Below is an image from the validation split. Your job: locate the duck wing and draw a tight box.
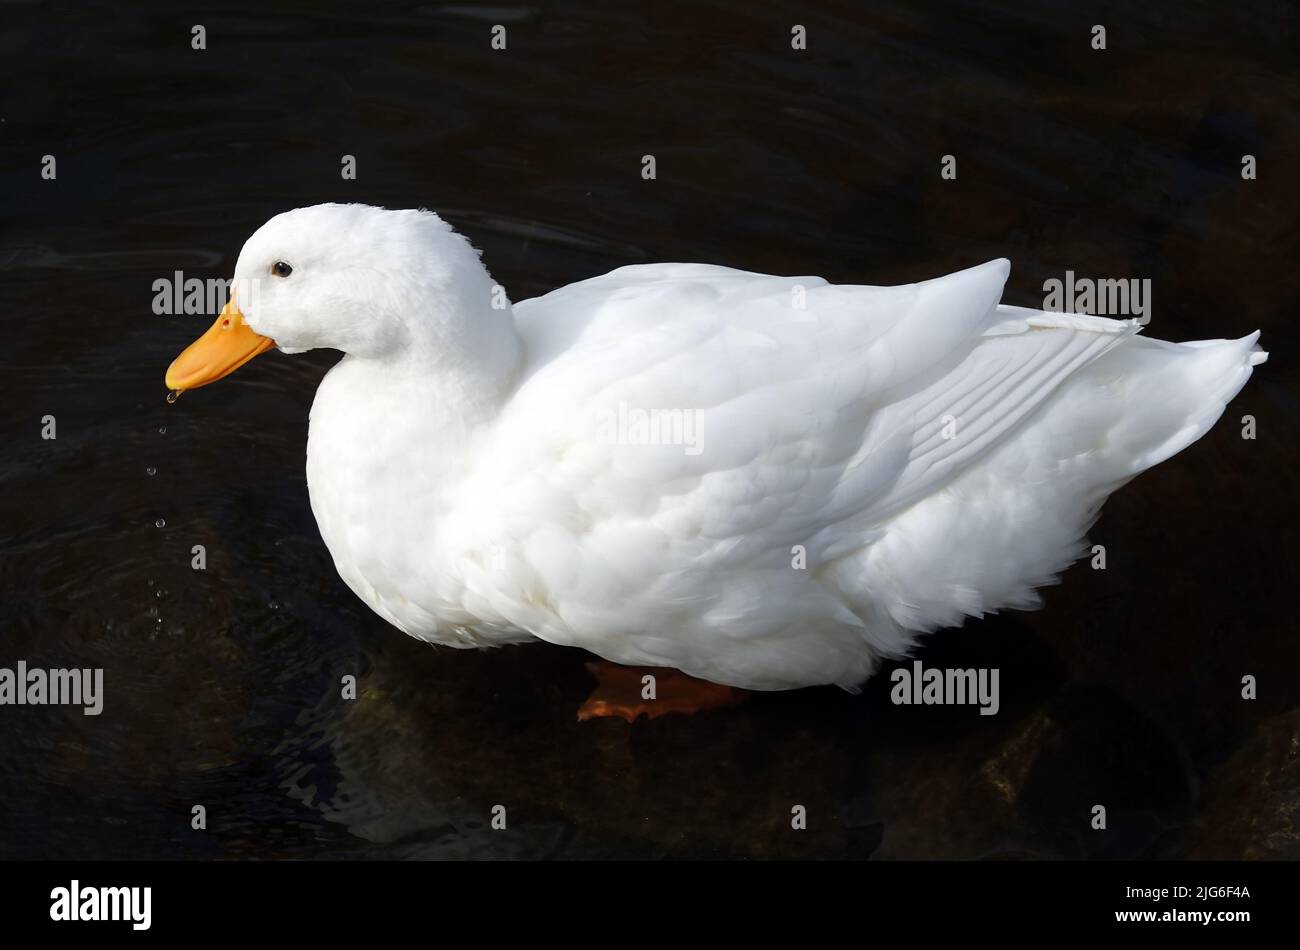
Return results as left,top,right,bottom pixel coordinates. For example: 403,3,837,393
496,259,1132,570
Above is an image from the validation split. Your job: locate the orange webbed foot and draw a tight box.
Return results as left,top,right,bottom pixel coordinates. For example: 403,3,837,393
577,662,747,722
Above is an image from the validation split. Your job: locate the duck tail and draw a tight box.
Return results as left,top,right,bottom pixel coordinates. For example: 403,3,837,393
1103,330,1265,475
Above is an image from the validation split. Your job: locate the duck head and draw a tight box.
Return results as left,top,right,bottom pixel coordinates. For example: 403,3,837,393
165,203,514,393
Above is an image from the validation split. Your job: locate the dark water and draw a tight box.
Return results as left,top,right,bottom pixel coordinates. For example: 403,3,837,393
1,0,1298,859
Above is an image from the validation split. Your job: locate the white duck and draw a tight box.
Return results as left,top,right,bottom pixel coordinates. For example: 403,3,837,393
166,203,1265,720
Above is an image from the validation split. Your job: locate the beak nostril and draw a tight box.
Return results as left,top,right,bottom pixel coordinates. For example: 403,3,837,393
222,319,231,328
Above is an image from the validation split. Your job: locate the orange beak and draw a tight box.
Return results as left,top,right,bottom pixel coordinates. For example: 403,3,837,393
164,293,275,393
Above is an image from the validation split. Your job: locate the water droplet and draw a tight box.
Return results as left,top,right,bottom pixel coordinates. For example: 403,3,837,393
166,389,182,404
146,466,157,476
268,600,280,611
155,518,166,528
155,588,167,599
158,425,167,435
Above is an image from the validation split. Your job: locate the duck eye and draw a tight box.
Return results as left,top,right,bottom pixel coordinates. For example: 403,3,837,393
271,260,293,278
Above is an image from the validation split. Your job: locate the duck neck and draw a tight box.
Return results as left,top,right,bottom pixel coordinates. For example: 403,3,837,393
312,326,516,488
383,314,522,427
364,258,524,428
